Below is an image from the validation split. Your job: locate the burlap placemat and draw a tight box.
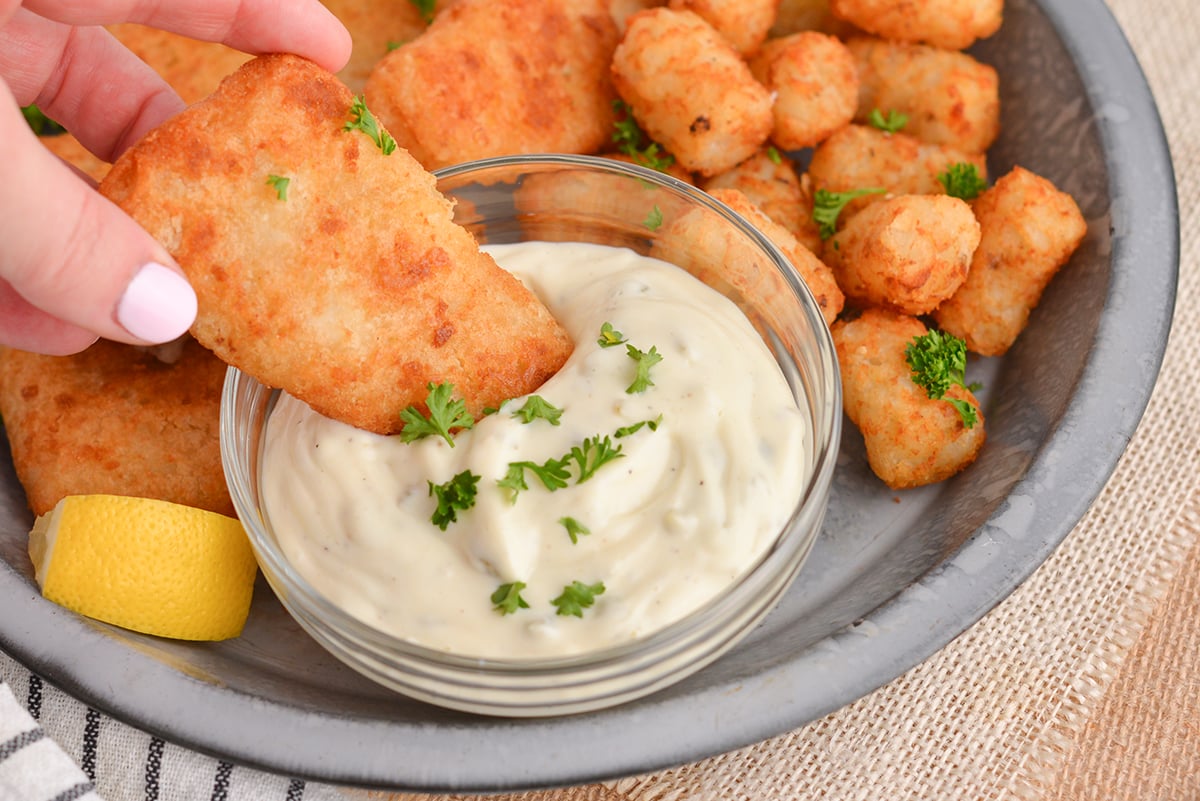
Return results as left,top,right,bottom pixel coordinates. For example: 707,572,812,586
358,0,1200,797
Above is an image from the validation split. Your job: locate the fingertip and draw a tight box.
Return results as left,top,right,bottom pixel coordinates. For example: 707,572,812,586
114,262,198,344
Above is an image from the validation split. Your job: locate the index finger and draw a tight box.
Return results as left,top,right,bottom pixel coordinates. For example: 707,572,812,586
21,0,351,73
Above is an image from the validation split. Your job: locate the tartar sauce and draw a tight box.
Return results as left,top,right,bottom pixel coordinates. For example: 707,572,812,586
260,241,810,659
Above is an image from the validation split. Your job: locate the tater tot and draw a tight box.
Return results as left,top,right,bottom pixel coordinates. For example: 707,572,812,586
364,0,620,170
707,188,844,324
829,0,1002,50
933,167,1088,356
611,8,773,177
701,148,807,240
826,194,980,316
847,36,1000,154
748,32,858,151
832,308,986,489
808,124,987,221
610,0,667,32
319,0,429,92
667,0,781,57
770,0,859,37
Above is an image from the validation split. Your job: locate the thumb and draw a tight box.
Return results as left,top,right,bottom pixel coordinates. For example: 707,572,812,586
0,88,196,355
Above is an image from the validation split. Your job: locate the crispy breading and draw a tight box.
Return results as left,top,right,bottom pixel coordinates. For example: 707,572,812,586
933,166,1087,356
748,31,859,151
107,23,252,105
828,0,1002,50
832,308,985,489
825,193,980,316
847,36,1001,154
0,339,231,517
99,54,573,435
363,0,620,170
611,7,773,177
700,148,813,246
319,0,429,92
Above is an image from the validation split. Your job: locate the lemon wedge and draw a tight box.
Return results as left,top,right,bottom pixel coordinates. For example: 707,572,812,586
29,495,258,641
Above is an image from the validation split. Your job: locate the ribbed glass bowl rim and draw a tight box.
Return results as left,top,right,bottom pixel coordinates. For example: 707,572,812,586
219,153,842,693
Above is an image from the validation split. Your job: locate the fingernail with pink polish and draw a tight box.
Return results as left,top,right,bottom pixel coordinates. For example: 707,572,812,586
116,262,198,343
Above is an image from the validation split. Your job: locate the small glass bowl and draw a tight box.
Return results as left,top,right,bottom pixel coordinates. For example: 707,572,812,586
220,154,841,717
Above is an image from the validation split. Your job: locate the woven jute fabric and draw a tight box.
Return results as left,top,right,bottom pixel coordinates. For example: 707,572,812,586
361,0,1200,798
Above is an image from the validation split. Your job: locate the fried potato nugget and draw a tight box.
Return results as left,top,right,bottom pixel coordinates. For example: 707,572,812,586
107,24,252,105
770,0,859,37
826,194,980,316
364,0,620,170
933,167,1087,356
667,0,781,57
611,8,773,177
99,54,573,435
748,31,859,151
0,339,232,517
808,124,987,222
847,36,1001,154
707,188,843,324
832,309,985,489
701,148,815,246
829,0,1002,51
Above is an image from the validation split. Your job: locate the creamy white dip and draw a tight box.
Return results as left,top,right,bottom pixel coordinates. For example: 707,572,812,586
260,241,809,659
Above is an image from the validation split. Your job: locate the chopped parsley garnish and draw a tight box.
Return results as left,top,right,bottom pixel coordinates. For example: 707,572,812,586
491,581,530,615
344,95,397,155
614,415,662,438
644,205,664,231
625,344,663,393
559,517,591,544
597,322,626,348
612,100,676,173
511,395,563,425
766,145,783,164
567,435,624,484
399,382,474,447
905,329,981,428
409,0,436,24
812,187,887,240
498,458,571,502
937,162,988,200
867,108,909,134
21,105,65,136
265,174,290,201
552,580,606,617
428,470,480,530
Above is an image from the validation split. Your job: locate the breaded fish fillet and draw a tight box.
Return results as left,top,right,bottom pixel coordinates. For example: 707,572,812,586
0,339,232,517
99,54,573,435
364,0,620,170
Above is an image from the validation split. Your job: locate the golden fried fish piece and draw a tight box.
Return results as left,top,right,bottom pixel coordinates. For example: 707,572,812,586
364,0,620,170
0,339,232,517
99,54,573,435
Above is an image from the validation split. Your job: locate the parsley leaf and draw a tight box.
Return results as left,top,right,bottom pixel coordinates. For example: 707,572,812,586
812,187,887,240
408,0,436,24
766,145,783,164
867,108,908,133
265,174,290,201
552,580,606,617
612,100,676,173
614,415,662,438
512,395,563,425
344,95,397,155
644,205,664,231
399,382,475,447
428,470,480,530
904,329,981,428
491,581,530,615
625,344,663,393
559,517,591,544
567,436,624,483
498,458,572,502
937,162,988,201
21,105,65,136
597,322,627,348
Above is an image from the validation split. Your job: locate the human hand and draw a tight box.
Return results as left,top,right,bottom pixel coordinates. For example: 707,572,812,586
0,0,351,355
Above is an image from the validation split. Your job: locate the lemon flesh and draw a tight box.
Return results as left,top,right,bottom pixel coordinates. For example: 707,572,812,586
29,495,258,641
